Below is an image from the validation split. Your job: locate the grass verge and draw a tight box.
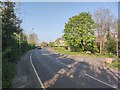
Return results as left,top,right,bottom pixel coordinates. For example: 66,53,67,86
51,47,116,58
106,60,120,70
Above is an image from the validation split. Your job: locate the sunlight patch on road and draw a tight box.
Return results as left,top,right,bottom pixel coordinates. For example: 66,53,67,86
44,68,66,88
44,61,80,88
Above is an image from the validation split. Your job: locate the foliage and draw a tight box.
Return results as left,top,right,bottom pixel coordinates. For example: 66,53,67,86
52,47,79,55
2,1,20,51
2,61,16,88
107,60,120,70
94,9,115,54
63,12,98,53
3,48,20,63
105,38,116,53
52,47,113,58
55,39,60,46
103,53,114,58
28,33,38,46
1,1,34,88
49,42,54,47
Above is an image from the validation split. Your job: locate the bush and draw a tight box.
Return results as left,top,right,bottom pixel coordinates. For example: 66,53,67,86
2,61,16,88
103,53,114,58
3,48,20,63
105,38,116,53
107,60,120,70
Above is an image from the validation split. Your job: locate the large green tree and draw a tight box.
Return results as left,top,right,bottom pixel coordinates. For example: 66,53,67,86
63,12,98,53
2,1,20,51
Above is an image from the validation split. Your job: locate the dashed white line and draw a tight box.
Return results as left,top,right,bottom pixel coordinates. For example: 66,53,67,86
85,73,119,89
30,52,45,90
45,53,71,67
57,61,71,67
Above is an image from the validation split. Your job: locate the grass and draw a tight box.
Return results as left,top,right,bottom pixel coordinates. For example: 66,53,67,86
51,47,116,58
52,47,120,71
52,47,80,55
106,60,120,70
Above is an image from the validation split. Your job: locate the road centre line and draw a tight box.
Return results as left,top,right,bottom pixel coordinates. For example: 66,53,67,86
44,53,70,67
42,50,78,68
85,73,119,89
57,60,71,67
30,52,45,89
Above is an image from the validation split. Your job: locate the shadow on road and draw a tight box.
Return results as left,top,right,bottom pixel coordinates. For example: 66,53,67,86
43,53,119,88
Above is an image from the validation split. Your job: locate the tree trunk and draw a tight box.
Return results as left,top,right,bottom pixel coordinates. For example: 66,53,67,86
100,41,102,54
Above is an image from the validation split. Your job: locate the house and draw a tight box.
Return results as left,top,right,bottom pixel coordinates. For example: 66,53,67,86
40,42,48,47
54,38,65,47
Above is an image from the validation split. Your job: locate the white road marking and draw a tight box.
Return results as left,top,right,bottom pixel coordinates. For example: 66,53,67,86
57,61,70,67
85,74,119,89
30,52,45,90
47,54,72,68
41,50,78,68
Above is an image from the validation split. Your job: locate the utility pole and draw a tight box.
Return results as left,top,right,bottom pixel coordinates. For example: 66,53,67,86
18,0,21,56
115,33,118,58
117,35,118,58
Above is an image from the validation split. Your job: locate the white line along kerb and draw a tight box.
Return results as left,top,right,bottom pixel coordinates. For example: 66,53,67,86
30,52,45,90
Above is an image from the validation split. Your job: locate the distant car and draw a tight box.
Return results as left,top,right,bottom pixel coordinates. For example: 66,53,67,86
37,46,41,49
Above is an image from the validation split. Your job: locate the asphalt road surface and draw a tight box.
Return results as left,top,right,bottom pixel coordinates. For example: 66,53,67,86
12,47,120,89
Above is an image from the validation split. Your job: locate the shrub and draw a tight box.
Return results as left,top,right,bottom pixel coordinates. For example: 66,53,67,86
3,48,20,63
2,61,16,88
103,53,114,58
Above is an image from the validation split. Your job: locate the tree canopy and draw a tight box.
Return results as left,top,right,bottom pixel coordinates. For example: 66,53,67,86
63,12,98,53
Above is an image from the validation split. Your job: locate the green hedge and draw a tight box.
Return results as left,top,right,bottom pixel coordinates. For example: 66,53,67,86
2,43,35,88
2,61,16,88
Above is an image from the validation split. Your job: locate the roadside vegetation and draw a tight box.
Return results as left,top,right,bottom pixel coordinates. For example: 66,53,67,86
1,1,36,88
106,60,120,70
51,47,116,58
49,9,119,69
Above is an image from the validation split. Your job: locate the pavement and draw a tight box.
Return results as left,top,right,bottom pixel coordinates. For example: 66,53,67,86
12,47,120,89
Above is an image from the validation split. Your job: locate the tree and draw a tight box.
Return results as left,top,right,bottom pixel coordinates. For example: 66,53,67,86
1,1,33,88
28,33,38,46
2,1,21,51
63,12,98,53
119,19,120,50
49,41,54,47
94,9,114,54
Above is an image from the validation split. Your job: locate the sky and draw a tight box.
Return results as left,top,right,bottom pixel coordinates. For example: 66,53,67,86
10,0,120,2
18,2,118,43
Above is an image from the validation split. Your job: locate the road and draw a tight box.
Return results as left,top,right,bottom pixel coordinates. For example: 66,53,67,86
12,47,120,89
